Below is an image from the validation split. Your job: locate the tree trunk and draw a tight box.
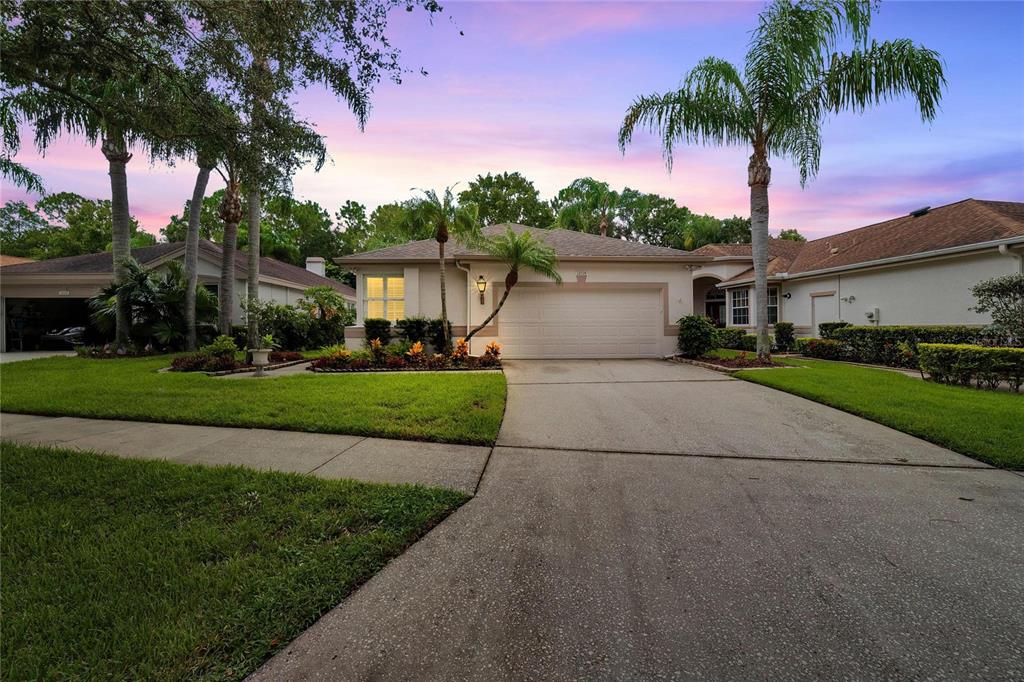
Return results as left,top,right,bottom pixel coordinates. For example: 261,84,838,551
219,221,239,335
438,240,451,352
246,187,261,354
184,164,211,350
102,131,133,347
217,179,244,335
464,285,512,342
599,214,608,237
748,151,772,359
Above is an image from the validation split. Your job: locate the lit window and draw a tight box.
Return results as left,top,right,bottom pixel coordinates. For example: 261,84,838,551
768,287,779,325
731,289,749,325
365,275,404,321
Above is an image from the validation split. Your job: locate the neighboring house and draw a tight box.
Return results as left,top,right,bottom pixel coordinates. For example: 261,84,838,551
337,199,1023,359
693,199,1024,336
0,240,354,352
338,225,704,358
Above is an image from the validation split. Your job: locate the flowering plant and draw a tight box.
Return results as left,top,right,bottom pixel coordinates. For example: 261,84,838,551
451,338,469,362
369,337,387,364
406,340,425,364
484,341,502,359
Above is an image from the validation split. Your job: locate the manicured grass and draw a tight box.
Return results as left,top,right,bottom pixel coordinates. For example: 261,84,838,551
0,441,468,680
0,355,505,445
734,357,1024,469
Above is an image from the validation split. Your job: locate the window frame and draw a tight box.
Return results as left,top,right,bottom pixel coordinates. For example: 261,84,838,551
363,274,405,322
768,287,779,325
731,288,750,326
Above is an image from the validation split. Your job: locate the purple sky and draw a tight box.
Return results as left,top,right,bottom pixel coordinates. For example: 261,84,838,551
3,1,1023,241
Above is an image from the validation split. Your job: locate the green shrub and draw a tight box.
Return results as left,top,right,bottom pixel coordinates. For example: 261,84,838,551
427,318,452,353
714,328,746,350
830,325,1001,368
918,343,1024,392
363,318,392,344
200,335,238,358
970,273,1024,343
739,334,759,352
818,321,851,339
395,317,430,344
800,338,845,360
774,322,795,351
676,315,717,358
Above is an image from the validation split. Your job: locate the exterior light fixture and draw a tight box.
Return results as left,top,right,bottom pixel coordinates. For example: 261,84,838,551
476,275,487,304
782,292,792,299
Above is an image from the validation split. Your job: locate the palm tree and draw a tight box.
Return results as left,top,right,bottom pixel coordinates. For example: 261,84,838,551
217,171,244,335
555,177,620,237
463,228,562,343
410,187,480,352
618,0,944,357
184,155,215,350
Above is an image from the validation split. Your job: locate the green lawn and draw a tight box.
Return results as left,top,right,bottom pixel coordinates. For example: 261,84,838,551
0,355,505,445
734,356,1023,469
0,441,468,680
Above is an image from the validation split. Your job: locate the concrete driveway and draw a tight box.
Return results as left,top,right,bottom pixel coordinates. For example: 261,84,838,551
253,360,1024,680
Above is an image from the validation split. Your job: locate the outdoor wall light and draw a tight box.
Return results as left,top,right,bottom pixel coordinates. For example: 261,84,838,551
782,292,792,299
476,275,487,304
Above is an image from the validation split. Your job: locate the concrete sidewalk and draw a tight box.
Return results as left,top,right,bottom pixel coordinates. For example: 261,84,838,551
0,413,490,494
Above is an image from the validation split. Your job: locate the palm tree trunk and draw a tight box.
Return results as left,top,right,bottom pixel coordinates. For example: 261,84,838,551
219,220,239,335
184,164,211,350
438,241,451,352
464,285,512,342
246,187,261,353
102,131,133,347
599,214,608,237
748,151,771,359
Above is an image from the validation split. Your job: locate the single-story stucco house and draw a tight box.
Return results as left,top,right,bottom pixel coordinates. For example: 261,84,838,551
0,239,354,351
338,198,1023,359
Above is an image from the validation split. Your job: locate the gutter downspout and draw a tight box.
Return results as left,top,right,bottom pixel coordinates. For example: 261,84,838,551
998,244,1024,273
455,260,472,341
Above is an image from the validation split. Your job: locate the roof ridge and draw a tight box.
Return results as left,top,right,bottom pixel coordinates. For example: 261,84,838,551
969,199,1023,233
802,197,980,245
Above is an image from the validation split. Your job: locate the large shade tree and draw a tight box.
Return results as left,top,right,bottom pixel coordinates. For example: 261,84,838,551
618,0,944,357
458,172,554,227
554,178,621,237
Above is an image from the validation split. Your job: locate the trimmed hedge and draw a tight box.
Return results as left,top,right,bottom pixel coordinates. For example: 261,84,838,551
797,337,845,360
818,321,851,339
774,322,795,352
363,318,392,343
918,343,1024,392
830,325,1003,368
714,328,745,350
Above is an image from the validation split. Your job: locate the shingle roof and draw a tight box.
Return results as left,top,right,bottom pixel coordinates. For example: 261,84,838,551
337,224,698,263
716,199,1024,285
0,240,355,296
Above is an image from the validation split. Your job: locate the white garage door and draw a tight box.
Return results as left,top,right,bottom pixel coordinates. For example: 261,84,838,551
496,287,664,358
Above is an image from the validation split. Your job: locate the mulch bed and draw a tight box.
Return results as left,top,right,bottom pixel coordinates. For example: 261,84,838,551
670,355,786,373
307,364,501,374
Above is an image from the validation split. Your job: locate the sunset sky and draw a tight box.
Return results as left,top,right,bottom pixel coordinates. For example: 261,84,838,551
3,1,1023,241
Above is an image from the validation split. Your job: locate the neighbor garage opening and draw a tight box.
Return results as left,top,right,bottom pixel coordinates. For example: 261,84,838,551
4,298,94,351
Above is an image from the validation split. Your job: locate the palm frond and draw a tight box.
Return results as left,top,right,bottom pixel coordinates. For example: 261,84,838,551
477,228,562,284
618,74,752,170
817,39,946,122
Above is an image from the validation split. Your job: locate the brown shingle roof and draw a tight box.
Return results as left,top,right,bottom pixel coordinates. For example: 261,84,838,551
337,224,699,263
720,199,1024,285
0,240,355,296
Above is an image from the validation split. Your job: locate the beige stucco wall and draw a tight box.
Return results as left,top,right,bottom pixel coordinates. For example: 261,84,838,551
721,247,1023,337
347,260,695,355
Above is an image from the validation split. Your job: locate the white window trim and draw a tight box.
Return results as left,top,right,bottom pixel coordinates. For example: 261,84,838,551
731,288,749,326
364,273,405,322
768,287,779,325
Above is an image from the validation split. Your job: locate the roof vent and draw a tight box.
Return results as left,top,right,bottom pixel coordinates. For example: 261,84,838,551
830,247,840,255
909,206,931,217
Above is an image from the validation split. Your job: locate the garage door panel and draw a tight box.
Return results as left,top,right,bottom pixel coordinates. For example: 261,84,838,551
497,288,664,359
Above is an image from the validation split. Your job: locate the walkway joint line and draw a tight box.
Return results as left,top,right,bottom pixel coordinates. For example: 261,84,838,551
306,437,369,476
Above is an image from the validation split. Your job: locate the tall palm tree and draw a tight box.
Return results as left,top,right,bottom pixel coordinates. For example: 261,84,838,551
463,228,562,343
184,155,215,350
555,177,620,237
410,187,480,352
217,171,244,335
618,0,944,357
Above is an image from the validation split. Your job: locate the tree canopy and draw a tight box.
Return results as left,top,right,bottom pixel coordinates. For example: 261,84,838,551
458,172,553,227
